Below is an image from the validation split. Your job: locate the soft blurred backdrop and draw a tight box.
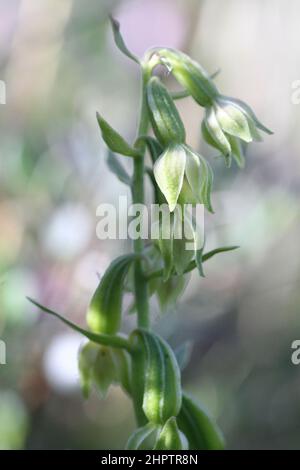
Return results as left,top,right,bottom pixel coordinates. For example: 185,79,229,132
1,0,300,450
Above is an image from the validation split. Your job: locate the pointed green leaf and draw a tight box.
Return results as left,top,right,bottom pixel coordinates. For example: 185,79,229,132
195,246,205,277
177,393,225,450
26,297,130,351
96,112,140,157
107,150,131,185
202,245,239,263
109,16,140,64
154,144,186,212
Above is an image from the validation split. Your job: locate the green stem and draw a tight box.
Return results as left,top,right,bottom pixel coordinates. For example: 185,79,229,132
130,67,152,428
132,68,151,330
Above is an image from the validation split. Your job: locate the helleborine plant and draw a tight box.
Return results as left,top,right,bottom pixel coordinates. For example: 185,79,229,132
28,17,272,450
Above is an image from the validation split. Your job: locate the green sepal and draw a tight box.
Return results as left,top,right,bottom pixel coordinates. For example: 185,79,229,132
157,211,174,281
214,102,252,143
227,135,245,169
177,393,225,450
173,211,195,275
184,145,214,213
78,342,132,398
147,76,186,146
153,143,186,212
202,108,231,167
154,417,188,450
130,329,182,425
219,94,273,135
87,254,138,334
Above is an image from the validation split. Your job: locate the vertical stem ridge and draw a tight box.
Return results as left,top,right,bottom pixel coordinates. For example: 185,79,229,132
132,69,150,330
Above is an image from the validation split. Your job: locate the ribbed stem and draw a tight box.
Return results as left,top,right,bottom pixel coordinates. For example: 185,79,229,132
132,69,150,330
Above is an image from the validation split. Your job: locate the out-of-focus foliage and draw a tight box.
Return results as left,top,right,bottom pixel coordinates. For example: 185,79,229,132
1,0,300,449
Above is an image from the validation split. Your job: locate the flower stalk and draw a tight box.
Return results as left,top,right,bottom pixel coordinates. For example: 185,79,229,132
28,17,272,450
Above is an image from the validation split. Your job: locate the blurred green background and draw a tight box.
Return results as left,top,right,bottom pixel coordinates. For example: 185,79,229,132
1,0,300,450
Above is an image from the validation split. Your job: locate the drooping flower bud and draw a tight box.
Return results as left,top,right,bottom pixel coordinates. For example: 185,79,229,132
153,143,213,212
202,95,273,167
78,342,132,398
87,253,137,334
130,329,182,425
155,48,219,107
146,76,186,146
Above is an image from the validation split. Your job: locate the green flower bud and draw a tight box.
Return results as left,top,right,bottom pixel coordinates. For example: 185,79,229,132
130,329,182,425
87,254,137,334
78,342,132,398
156,48,219,107
155,274,189,313
154,417,188,450
153,143,186,212
153,143,213,212
202,95,272,168
147,76,186,146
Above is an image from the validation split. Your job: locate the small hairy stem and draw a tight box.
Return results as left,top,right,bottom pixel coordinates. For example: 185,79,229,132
132,68,151,330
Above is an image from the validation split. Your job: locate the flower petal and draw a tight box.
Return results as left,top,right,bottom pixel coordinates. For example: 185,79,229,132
203,108,232,166
219,95,273,135
153,144,186,212
214,102,252,143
